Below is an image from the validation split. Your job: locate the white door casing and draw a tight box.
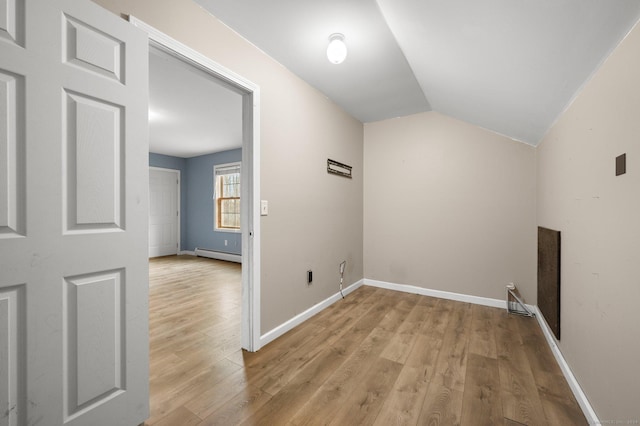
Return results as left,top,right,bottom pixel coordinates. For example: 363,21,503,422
132,18,262,352
0,1,149,425
149,167,179,257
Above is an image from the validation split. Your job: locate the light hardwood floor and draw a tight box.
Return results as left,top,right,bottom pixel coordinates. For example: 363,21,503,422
148,255,587,425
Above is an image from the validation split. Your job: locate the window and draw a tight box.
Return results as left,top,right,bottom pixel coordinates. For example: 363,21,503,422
214,162,241,231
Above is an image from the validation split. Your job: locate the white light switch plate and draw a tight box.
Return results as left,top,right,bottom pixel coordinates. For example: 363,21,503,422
261,200,268,216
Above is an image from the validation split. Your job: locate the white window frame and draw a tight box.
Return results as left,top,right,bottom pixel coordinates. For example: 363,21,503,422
214,161,242,233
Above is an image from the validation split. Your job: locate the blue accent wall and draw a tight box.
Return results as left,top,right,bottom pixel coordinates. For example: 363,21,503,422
149,149,242,254
186,148,242,254
149,153,188,250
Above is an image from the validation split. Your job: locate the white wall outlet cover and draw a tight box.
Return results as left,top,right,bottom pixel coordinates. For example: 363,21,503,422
261,200,268,216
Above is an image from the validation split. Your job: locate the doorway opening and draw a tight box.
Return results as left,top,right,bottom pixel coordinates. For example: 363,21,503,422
134,17,261,352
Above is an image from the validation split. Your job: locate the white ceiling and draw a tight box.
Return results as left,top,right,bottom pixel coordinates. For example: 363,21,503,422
149,48,242,158
194,0,640,145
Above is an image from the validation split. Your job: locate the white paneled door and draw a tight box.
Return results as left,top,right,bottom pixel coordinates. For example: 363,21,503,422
149,168,179,257
0,1,149,425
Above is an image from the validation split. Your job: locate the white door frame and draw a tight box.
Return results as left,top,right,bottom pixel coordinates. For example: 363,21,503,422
131,18,262,352
149,166,180,257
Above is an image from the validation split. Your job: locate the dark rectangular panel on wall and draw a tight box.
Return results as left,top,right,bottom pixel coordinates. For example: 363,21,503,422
538,227,561,340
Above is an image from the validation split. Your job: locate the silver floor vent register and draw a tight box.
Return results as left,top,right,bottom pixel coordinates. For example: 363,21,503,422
506,283,534,317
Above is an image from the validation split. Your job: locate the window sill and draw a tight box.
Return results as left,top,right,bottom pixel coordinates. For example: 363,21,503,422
214,228,241,234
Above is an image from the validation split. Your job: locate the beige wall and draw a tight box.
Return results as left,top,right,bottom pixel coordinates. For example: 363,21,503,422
88,1,639,420
537,21,640,421
92,0,364,333
364,112,536,302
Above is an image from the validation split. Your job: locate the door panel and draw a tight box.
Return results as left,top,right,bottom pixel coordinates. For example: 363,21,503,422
64,269,125,415
0,1,149,425
64,91,124,231
0,0,24,47
0,284,25,426
0,69,25,238
64,14,124,82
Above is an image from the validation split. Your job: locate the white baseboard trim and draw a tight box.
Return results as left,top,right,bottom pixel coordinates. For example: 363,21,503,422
532,306,599,425
363,278,510,309
194,248,241,263
179,250,195,256
260,279,364,348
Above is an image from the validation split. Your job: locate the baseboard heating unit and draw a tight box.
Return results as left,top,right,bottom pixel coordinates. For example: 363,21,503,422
194,248,242,264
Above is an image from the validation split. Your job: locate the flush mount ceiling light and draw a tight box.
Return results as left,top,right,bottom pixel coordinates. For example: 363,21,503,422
327,33,347,64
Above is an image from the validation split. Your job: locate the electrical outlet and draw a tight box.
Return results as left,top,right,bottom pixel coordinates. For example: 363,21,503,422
307,270,312,284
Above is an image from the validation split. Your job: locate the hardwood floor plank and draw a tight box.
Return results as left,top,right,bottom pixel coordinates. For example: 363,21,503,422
376,293,419,333
415,301,472,425
460,353,503,425
418,297,455,337
372,364,432,426
148,256,242,424
379,300,429,364
196,385,272,426
172,332,240,369
184,367,254,419
250,290,401,396
148,256,588,426
538,392,589,426
152,406,202,426
515,315,587,425
495,313,548,426
431,301,472,393
328,357,403,426
149,352,183,380
406,299,453,370
239,287,381,376
310,285,378,329
242,322,326,369
149,355,233,400
372,300,451,426
288,327,395,425
416,294,439,308
469,304,499,359
503,418,528,426
238,345,349,425
416,379,465,426
148,358,242,424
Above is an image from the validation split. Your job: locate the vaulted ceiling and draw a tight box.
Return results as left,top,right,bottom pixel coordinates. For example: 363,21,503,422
195,0,640,145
